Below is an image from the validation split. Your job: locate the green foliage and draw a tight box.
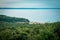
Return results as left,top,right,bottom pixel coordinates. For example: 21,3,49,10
0,15,60,40
0,15,30,22
0,22,60,40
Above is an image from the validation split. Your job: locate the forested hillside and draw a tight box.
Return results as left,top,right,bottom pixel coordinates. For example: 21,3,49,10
0,15,29,23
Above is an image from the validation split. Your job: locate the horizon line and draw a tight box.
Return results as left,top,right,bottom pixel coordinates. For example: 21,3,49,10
0,8,60,10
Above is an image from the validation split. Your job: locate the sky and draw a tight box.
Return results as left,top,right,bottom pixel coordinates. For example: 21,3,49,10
0,0,60,23
0,0,60,8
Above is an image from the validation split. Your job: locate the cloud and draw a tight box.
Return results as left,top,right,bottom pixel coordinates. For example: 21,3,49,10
0,0,24,3
0,0,60,8
0,3,50,8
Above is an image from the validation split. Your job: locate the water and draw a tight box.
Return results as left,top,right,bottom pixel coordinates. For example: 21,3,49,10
0,9,60,23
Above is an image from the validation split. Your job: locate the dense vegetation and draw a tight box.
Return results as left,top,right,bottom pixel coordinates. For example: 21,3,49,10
0,15,29,22
0,15,60,40
0,22,60,40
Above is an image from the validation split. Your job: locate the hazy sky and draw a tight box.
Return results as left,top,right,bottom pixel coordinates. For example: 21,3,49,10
0,0,60,8
0,0,60,23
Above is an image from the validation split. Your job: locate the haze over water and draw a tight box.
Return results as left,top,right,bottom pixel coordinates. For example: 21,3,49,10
0,9,60,23
0,0,60,23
